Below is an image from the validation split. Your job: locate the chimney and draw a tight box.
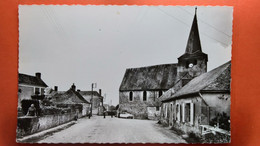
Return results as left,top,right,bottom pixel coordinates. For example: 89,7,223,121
35,72,41,79
54,86,58,91
71,83,76,91
99,89,102,96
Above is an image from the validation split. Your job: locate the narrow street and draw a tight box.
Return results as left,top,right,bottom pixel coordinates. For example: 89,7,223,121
37,116,186,143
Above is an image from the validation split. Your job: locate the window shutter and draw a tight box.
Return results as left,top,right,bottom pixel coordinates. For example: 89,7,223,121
180,104,182,122
178,104,180,121
165,104,168,118
190,103,194,125
182,103,185,123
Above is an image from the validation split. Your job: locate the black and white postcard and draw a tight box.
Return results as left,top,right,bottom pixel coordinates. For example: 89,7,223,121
17,5,233,143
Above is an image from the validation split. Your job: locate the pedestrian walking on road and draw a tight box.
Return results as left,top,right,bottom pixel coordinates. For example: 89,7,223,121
103,111,106,118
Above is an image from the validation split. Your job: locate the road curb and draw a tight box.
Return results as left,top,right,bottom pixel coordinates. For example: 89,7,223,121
17,120,76,143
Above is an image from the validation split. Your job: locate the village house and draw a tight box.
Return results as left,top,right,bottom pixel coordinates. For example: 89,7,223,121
18,72,48,116
160,61,231,137
50,84,91,117
119,8,208,120
79,89,104,115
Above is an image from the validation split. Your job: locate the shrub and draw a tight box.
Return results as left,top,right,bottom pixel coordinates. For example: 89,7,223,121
202,132,230,143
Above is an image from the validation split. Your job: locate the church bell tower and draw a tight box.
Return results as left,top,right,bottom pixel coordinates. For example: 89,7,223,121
176,7,208,88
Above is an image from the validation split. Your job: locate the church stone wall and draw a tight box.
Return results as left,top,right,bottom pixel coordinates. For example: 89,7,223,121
119,90,163,119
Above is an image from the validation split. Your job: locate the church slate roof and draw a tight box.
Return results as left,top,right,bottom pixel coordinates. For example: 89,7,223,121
19,73,48,87
162,61,231,102
119,64,178,91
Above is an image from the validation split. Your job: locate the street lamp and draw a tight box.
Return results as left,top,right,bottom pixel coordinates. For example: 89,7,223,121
90,83,97,117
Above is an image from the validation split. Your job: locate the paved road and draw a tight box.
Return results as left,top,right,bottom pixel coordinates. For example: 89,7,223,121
38,116,186,143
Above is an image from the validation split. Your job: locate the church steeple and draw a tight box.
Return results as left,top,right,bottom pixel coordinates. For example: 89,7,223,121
178,7,208,61
176,7,208,90
185,7,202,54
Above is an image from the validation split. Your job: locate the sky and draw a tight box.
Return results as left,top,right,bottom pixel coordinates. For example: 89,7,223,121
19,5,233,105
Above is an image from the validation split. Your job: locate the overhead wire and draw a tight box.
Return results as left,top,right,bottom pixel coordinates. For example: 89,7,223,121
156,7,230,46
177,6,232,37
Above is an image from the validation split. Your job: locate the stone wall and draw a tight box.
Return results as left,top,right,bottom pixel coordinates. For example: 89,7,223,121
119,90,163,119
147,106,160,120
17,104,84,137
16,113,77,137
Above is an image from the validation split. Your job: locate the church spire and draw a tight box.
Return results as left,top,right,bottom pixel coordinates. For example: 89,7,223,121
185,7,202,54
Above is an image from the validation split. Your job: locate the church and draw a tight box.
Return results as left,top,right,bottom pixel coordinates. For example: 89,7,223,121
119,8,208,120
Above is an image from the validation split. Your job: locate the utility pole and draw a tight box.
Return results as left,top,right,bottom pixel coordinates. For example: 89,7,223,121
90,83,96,117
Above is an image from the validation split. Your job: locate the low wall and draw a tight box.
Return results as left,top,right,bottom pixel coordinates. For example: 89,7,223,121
17,113,76,137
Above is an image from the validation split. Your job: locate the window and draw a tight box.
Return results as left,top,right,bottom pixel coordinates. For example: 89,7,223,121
159,90,163,97
185,103,191,122
35,87,40,95
143,91,147,101
41,88,45,95
156,106,160,111
129,91,133,101
180,102,195,125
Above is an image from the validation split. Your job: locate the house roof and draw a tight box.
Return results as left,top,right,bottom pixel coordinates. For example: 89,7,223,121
19,73,48,87
119,64,178,91
51,89,90,104
162,61,231,102
78,91,103,103
79,91,101,97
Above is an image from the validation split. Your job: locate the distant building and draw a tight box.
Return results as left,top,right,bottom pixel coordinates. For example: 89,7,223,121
79,89,104,115
119,8,208,120
160,61,231,136
45,86,65,100
50,84,91,117
18,72,48,108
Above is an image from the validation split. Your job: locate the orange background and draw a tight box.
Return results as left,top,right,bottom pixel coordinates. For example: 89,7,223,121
0,0,260,146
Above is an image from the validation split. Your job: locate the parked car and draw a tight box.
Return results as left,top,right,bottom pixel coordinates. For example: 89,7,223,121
119,112,133,119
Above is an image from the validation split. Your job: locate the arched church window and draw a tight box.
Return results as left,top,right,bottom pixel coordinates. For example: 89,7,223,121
143,91,147,101
129,91,133,101
159,90,163,97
